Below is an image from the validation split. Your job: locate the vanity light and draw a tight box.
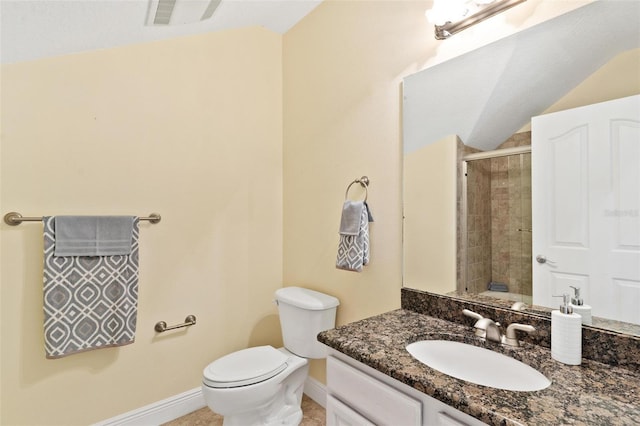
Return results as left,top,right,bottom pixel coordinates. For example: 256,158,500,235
427,0,527,40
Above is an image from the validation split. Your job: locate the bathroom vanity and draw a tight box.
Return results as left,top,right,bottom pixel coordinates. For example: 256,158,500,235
326,350,485,426
318,294,640,425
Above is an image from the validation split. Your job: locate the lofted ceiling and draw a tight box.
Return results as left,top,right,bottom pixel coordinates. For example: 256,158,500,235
2,1,639,154
403,0,640,152
0,0,323,64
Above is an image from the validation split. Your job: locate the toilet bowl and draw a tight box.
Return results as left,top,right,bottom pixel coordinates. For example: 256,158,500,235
203,346,308,426
201,287,339,425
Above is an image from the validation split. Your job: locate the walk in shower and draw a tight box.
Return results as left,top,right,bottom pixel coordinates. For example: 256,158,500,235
461,145,532,303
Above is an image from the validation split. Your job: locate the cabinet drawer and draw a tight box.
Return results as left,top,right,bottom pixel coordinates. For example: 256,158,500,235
327,356,422,426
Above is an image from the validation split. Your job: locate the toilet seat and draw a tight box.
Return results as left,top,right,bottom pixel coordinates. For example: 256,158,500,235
203,345,289,388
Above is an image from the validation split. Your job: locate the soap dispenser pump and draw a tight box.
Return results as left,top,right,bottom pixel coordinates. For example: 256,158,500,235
551,294,582,365
569,286,592,325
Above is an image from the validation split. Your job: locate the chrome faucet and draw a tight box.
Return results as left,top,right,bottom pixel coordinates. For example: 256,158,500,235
463,309,535,347
462,309,502,343
502,323,536,347
477,318,503,343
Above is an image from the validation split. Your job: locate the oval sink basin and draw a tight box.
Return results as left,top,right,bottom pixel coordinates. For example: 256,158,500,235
406,340,551,392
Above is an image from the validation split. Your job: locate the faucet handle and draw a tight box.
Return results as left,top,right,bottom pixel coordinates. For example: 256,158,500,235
462,309,483,321
463,309,491,339
511,301,527,311
502,323,536,347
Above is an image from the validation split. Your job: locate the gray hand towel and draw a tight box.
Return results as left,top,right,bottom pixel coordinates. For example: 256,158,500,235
339,201,365,235
336,201,371,272
54,216,135,256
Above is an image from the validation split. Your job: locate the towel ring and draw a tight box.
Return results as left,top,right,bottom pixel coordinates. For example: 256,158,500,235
345,176,369,202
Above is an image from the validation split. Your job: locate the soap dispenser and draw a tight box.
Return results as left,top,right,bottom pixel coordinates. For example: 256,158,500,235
569,286,592,325
551,294,582,365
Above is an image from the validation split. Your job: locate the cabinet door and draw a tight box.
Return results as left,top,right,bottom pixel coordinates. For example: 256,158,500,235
436,411,473,426
327,356,422,426
326,395,376,426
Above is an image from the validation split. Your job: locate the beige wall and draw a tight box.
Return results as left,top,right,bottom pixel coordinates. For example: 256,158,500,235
281,0,433,382
2,1,637,425
403,136,457,294
519,48,640,132
545,48,640,113
0,27,283,425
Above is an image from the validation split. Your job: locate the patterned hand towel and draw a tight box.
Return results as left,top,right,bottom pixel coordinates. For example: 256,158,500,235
43,216,139,359
336,201,371,272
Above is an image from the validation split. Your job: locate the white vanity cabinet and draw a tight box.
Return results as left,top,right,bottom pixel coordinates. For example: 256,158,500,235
326,350,486,426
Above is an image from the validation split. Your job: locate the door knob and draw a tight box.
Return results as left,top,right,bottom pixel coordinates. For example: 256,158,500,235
536,255,555,264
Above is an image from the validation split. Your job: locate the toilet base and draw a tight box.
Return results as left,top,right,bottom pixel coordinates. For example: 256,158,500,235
221,377,305,426
203,348,309,426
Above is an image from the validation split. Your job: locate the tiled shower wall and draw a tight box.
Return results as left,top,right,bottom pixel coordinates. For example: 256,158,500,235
466,156,492,293
490,151,532,295
493,132,532,295
460,132,532,295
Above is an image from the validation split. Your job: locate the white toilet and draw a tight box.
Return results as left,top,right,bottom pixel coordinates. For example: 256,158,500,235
201,286,340,426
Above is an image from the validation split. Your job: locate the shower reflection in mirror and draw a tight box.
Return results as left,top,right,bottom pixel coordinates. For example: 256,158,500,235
461,144,532,305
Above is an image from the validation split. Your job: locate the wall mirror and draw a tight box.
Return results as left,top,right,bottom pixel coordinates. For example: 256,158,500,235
402,1,640,337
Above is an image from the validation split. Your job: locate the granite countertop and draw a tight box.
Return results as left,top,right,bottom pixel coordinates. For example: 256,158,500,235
318,309,640,426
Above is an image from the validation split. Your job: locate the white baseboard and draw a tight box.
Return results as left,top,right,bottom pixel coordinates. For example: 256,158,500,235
94,377,326,426
303,376,327,408
93,387,205,426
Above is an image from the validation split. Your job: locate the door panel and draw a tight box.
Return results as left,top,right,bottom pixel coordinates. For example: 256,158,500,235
550,125,589,248
532,95,640,323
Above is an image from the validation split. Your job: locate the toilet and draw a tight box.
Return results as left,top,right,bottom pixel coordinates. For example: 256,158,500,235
201,286,340,426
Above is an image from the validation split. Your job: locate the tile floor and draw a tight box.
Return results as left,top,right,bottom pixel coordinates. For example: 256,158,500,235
162,395,325,425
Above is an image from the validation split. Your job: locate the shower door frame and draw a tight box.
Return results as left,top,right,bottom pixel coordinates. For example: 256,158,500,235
461,145,532,294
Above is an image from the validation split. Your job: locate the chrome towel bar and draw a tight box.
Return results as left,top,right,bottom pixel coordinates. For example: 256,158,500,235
4,211,161,226
155,315,196,333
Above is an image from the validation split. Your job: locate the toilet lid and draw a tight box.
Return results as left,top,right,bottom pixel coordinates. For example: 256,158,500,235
203,346,288,388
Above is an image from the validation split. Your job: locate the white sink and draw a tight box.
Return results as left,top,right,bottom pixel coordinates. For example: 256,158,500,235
406,340,551,392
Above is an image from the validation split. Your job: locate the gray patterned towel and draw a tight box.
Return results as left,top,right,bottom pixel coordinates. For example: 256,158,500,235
336,201,371,272
43,216,139,359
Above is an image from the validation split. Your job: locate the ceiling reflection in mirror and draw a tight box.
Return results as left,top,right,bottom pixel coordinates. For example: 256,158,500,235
402,1,640,337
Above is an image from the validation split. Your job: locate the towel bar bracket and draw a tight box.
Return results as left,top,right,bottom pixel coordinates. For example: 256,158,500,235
4,212,34,226
154,315,196,333
146,213,162,224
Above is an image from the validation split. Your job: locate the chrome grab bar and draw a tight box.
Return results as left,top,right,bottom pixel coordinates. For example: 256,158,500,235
155,315,196,333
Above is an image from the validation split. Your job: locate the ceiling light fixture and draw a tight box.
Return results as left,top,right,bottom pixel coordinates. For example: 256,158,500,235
428,0,527,40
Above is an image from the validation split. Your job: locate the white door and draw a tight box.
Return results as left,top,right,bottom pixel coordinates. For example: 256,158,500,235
532,95,640,324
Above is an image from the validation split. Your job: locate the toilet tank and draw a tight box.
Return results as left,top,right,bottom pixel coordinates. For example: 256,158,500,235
274,287,340,359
